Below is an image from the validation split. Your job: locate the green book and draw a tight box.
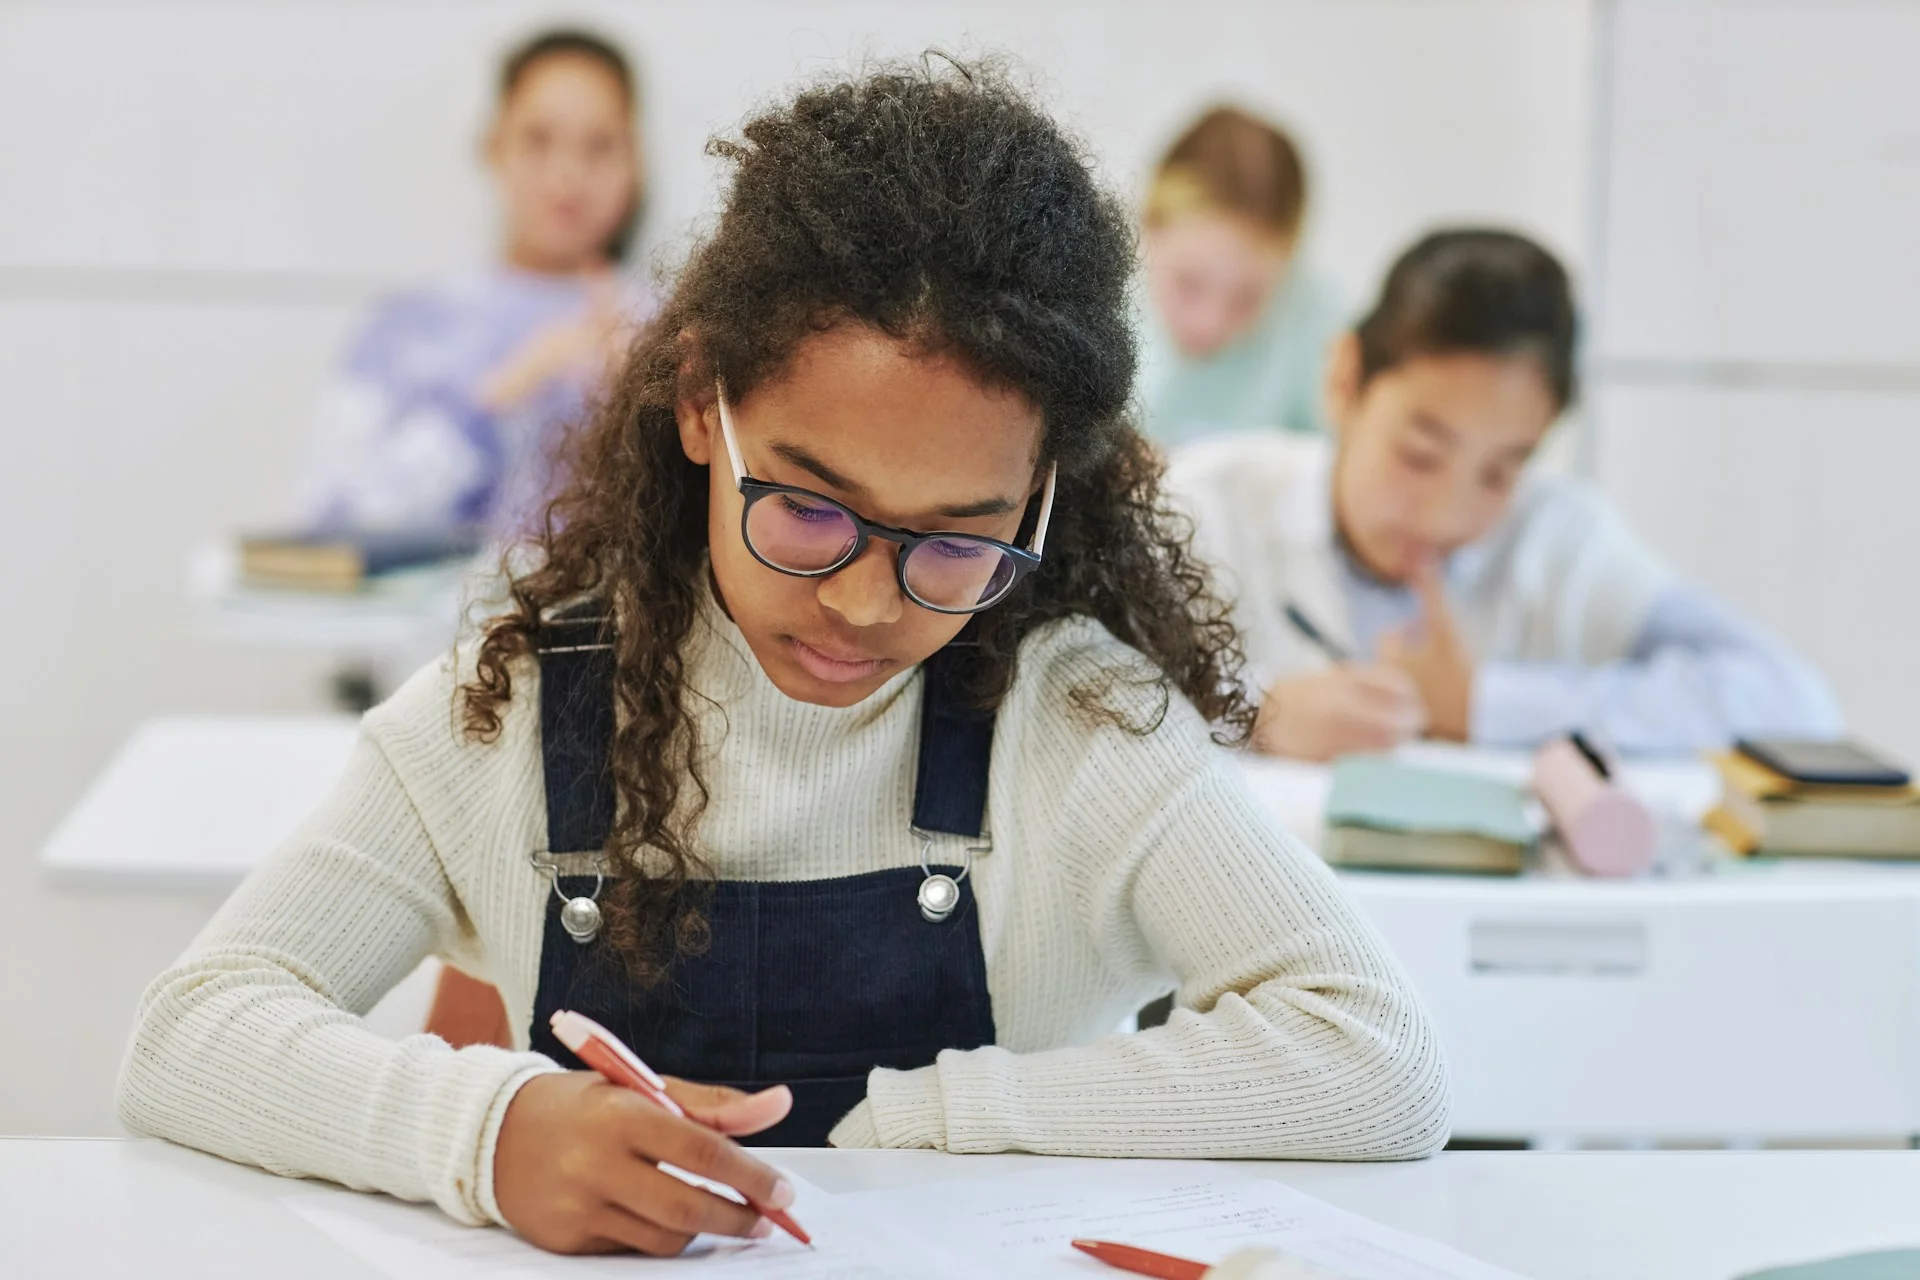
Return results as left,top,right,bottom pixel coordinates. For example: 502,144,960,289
1322,756,1535,875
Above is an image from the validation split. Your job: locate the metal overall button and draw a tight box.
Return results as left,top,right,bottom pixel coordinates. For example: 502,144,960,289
912,829,989,924
530,850,606,944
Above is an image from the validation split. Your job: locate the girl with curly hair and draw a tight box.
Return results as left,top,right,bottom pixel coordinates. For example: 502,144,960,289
120,58,1448,1257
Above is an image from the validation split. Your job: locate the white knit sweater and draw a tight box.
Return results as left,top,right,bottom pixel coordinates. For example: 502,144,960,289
118,592,1450,1228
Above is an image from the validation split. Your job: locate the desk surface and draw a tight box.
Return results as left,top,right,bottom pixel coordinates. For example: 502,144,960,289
187,540,471,655
5,1139,1919,1279
39,725,1920,1139
41,717,1920,902
39,715,360,888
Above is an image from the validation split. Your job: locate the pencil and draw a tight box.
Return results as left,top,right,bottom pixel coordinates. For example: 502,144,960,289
1282,601,1352,664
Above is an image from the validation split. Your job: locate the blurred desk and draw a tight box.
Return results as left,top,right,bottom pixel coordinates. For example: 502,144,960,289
188,539,474,657
37,714,440,1037
188,539,478,707
41,718,1920,1142
8,1140,1920,1280
1238,740,1723,850
40,715,359,890
1241,744,1920,1142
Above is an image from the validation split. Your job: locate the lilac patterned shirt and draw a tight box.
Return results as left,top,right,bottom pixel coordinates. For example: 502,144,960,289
302,266,654,537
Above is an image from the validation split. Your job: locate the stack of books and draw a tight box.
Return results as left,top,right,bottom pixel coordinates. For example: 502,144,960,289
1321,756,1534,875
1708,744,1920,860
237,528,484,593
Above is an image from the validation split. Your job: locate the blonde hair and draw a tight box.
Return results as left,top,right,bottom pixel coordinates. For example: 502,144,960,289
1145,105,1307,244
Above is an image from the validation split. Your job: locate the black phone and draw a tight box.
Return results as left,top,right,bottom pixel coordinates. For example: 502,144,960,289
1735,738,1911,788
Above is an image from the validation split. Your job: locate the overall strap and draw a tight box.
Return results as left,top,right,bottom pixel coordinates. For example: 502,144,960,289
537,611,996,852
912,646,995,840
538,603,617,856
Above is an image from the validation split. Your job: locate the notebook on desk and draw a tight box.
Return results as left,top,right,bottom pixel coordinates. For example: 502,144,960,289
1322,755,1534,875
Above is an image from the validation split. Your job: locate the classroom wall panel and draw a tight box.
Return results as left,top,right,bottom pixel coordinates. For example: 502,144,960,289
1591,0,1917,765
0,0,1593,302
1597,0,1920,370
0,298,350,792
1593,383,1920,765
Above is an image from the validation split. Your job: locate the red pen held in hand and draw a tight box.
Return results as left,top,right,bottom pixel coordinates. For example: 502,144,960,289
548,1010,811,1246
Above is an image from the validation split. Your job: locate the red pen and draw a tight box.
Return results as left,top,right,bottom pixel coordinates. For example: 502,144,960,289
1072,1238,1211,1280
548,1010,811,1246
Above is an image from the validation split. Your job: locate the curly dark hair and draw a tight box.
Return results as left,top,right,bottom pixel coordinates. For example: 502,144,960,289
463,55,1255,983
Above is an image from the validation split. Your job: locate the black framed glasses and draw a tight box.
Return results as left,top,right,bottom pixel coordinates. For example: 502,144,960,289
716,384,1058,615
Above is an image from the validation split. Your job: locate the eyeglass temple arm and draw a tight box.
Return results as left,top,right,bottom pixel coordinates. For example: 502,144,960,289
714,381,748,484
1031,463,1059,556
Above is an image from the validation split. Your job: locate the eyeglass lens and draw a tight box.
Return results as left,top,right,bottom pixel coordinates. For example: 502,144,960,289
744,490,1018,611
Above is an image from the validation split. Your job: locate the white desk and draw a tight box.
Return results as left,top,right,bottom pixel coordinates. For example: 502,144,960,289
34,714,441,1039
1237,746,1920,1142
39,715,360,890
1236,740,1727,851
187,540,472,658
5,1139,1919,1279
39,721,1920,1141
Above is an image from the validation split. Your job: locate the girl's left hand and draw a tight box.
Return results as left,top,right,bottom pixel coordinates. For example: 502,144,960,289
1378,558,1476,742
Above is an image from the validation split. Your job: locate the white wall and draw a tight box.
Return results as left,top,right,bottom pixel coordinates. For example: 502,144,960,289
1589,0,1920,763
0,1,1592,294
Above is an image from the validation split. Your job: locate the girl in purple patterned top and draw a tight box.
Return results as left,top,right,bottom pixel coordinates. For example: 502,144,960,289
303,29,654,538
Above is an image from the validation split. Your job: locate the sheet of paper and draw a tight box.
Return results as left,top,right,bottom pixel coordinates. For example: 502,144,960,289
282,1172,937,1279
285,1163,1520,1278
836,1164,1526,1280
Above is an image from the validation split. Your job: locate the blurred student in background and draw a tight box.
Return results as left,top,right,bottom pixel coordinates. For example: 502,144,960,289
1138,105,1347,446
301,28,653,540
1168,229,1841,761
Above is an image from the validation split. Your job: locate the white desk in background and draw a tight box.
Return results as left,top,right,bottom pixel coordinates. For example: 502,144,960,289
37,722,1920,1142
187,539,484,708
1237,745,1920,1144
39,715,361,890
35,715,438,1037
6,1139,1920,1280
186,539,474,659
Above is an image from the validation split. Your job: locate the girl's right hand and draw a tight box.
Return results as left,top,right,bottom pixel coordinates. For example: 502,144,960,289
492,1071,795,1255
1253,665,1426,762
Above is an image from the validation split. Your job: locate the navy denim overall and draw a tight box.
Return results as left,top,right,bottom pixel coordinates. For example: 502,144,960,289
526,607,997,1146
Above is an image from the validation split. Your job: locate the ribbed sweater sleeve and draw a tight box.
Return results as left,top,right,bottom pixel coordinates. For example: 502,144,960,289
116,725,558,1226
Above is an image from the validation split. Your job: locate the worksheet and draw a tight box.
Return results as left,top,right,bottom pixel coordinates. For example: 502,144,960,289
283,1173,933,1279
840,1164,1525,1280
284,1164,1522,1278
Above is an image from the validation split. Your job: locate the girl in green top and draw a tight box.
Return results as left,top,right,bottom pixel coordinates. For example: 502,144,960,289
1138,105,1347,445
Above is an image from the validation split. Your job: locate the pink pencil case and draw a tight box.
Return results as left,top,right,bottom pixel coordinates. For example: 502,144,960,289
1532,736,1657,876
